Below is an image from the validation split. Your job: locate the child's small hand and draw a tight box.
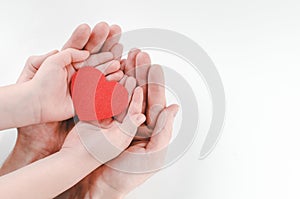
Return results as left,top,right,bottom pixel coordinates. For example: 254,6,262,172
31,48,90,123
60,87,146,166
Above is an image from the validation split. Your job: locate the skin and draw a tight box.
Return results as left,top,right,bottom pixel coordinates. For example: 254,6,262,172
0,80,41,130
0,46,146,198
105,59,178,199
0,48,89,131
0,23,123,175
57,51,179,199
0,23,179,198
0,76,144,199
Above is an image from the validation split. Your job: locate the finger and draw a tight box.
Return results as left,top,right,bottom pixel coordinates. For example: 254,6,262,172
115,77,137,122
101,25,122,52
84,22,110,53
17,50,58,83
147,64,166,128
110,112,145,150
124,77,137,104
135,52,151,113
127,87,143,115
122,87,143,127
46,48,89,68
119,74,128,85
146,104,179,152
118,113,146,140
27,50,58,71
106,70,124,81
113,75,128,123
110,43,123,61
135,125,153,140
119,87,145,135
108,25,122,38
62,23,91,50
73,52,113,69
120,59,126,71
131,140,148,148
124,48,140,77
95,60,120,75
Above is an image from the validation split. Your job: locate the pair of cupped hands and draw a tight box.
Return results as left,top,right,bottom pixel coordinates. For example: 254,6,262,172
0,22,179,198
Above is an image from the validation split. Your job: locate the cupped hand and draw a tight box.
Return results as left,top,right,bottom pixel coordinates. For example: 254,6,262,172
0,22,123,176
62,51,179,199
87,103,179,198
61,86,146,159
31,48,89,123
89,52,179,197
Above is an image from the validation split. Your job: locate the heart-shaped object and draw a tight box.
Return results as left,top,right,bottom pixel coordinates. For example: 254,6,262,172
71,67,128,121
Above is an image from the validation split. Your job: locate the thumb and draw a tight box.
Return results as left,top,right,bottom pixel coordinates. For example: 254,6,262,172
131,113,146,127
119,113,146,138
146,104,179,152
26,50,59,70
45,48,90,68
17,50,59,83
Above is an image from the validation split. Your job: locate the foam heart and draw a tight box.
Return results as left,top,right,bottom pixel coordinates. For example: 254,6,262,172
71,67,128,121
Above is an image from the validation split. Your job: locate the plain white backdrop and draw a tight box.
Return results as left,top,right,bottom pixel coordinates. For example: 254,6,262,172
1,0,300,198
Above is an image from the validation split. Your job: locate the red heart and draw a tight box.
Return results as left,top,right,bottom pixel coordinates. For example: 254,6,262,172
71,67,128,121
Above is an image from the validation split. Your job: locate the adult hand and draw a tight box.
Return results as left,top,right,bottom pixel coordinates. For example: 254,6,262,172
88,52,179,198
59,51,179,199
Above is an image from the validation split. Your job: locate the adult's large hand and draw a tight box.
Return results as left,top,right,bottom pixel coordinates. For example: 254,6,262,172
89,52,179,198
58,51,179,199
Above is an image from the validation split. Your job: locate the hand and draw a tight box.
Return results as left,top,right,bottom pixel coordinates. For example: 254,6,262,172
1,86,145,199
31,48,89,123
61,87,146,161
62,51,179,199
89,52,179,197
87,104,179,198
0,22,123,175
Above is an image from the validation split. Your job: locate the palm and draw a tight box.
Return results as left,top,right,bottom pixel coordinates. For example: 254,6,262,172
34,64,74,122
57,84,146,199
62,138,153,199
81,100,178,198
90,143,153,195
79,51,179,198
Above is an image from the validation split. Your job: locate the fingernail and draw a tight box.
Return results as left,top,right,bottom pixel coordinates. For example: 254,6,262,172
137,114,146,123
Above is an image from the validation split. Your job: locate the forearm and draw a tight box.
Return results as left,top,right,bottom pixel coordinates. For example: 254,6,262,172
0,81,39,130
0,144,100,199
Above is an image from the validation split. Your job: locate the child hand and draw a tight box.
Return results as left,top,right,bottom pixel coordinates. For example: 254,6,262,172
31,48,89,123
61,87,146,165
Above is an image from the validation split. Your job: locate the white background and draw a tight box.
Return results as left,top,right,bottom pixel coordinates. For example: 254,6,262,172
1,0,300,198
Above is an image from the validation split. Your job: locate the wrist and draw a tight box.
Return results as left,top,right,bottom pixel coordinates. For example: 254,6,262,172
0,81,41,129
27,79,42,124
12,80,41,125
60,129,101,170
